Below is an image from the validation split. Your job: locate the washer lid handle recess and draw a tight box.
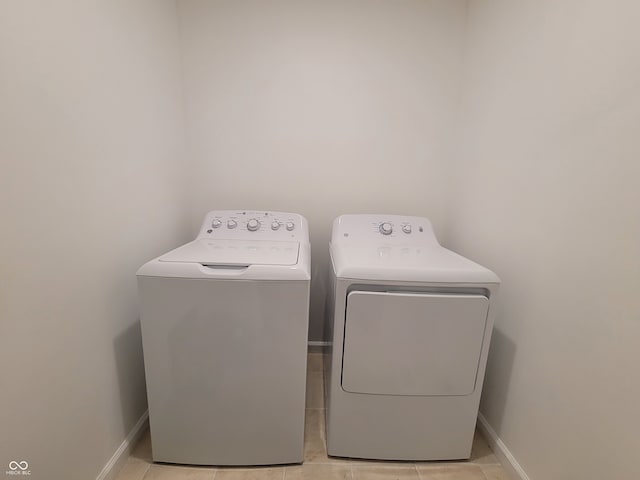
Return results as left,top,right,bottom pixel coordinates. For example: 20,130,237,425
158,239,300,266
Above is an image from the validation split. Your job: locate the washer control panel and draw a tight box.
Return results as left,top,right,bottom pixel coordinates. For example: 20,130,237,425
331,214,439,246
197,210,309,241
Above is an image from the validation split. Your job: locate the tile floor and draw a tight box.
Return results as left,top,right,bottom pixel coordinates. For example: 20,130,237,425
115,353,510,480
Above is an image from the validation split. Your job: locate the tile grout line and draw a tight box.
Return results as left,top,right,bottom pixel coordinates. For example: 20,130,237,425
140,462,150,480
415,463,423,480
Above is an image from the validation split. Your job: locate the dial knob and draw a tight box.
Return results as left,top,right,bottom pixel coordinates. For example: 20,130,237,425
286,221,295,231
211,219,222,229
379,222,393,235
247,218,260,231
227,219,237,229
271,221,281,230
402,224,412,234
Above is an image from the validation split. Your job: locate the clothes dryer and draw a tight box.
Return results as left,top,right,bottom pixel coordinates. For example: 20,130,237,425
325,214,499,460
137,210,310,465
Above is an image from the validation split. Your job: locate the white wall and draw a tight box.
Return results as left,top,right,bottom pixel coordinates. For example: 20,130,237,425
0,2,189,479
177,0,467,340
447,1,640,479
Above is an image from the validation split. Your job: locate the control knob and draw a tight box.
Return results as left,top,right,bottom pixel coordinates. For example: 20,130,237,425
271,221,281,231
286,221,295,231
211,219,222,229
227,219,237,229
247,219,260,231
379,222,393,235
402,224,412,234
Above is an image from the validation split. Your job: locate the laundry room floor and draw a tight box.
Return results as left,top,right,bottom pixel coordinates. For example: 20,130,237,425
115,352,510,480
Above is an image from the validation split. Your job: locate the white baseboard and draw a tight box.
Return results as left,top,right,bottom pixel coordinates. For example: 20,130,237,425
96,410,149,480
477,413,529,480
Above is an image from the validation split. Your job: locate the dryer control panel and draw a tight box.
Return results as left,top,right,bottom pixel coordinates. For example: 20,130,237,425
331,214,439,246
197,210,309,242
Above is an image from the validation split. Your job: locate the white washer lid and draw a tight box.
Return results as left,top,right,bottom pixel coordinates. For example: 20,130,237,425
159,239,300,266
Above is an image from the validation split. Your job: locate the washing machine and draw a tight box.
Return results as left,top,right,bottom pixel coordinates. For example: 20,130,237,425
324,214,500,461
137,210,310,465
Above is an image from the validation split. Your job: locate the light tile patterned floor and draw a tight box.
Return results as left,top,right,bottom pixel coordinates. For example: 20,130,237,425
115,353,510,480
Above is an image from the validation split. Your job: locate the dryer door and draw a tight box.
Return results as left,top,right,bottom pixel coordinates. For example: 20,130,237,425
341,291,489,396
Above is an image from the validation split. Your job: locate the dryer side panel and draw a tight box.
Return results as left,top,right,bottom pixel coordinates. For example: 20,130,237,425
342,291,489,396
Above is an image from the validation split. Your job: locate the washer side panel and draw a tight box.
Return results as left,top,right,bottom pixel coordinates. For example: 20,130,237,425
138,276,309,465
